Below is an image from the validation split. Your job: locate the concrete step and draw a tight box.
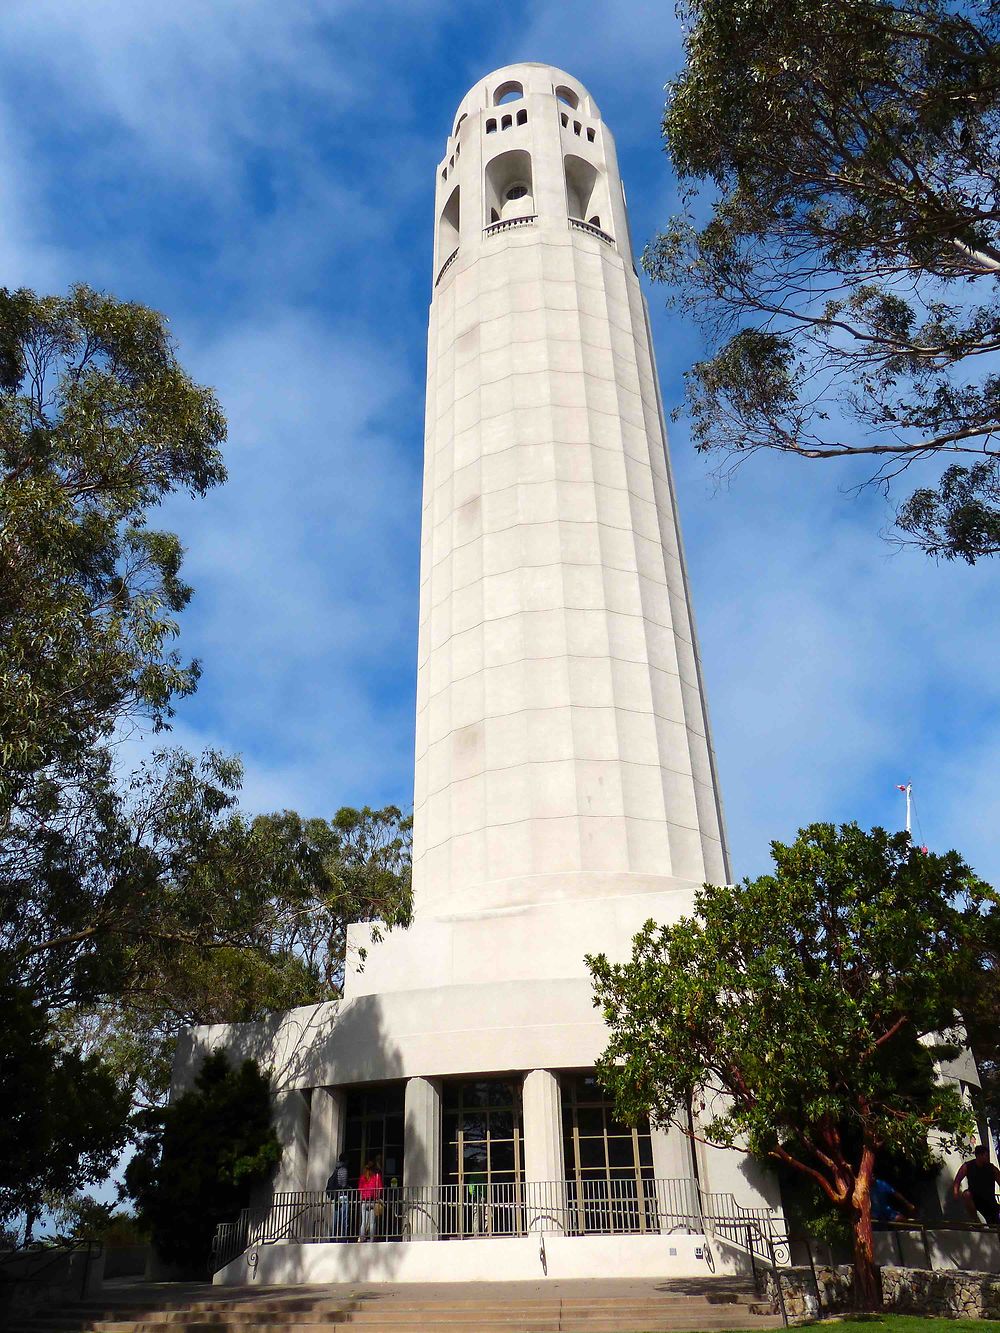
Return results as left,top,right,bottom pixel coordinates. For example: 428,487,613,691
78,1302,767,1329
73,1323,780,1333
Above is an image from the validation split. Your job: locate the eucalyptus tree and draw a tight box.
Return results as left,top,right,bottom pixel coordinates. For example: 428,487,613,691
650,0,1000,559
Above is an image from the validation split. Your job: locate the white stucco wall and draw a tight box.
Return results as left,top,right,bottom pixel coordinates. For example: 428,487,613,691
412,61,729,946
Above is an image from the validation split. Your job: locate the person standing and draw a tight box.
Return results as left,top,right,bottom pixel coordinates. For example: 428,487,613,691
953,1145,1000,1225
325,1153,351,1240
357,1158,383,1242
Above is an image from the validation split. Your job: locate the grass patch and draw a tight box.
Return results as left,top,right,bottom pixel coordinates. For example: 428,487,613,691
764,1320,1000,1333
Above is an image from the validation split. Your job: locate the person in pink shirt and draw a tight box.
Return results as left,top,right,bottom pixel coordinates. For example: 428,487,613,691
357,1158,383,1242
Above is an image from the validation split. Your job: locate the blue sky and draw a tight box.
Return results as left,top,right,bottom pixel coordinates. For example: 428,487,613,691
4,0,997,885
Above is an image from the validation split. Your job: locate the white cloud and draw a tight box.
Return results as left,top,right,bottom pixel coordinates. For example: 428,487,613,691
4,0,998,893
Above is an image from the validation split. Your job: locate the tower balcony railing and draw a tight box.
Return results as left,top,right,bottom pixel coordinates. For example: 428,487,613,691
483,214,537,237
212,1176,704,1271
569,216,616,246
435,247,459,286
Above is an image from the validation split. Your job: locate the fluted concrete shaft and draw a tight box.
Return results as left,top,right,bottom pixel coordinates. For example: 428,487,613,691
414,63,730,920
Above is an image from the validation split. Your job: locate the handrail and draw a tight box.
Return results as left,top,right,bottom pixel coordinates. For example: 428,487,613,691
698,1187,791,1327
435,247,459,286
569,217,615,245
0,1238,102,1301
212,1177,701,1272
483,215,537,237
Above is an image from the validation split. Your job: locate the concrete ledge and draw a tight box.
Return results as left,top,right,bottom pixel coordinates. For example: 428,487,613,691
215,1233,735,1287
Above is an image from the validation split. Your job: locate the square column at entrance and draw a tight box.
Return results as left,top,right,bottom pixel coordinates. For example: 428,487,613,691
305,1087,346,1193
522,1069,566,1232
651,1123,700,1227
272,1089,309,1193
404,1076,442,1238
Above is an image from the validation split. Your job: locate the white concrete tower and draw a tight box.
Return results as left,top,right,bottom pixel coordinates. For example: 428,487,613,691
411,63,729,955
184,69,781,1291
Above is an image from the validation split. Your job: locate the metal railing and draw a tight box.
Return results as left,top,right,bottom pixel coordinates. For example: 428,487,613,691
569,217,615,245
698,1187,792,1325
435,247,459,286
212,1176,702,1271
483,215,537,236
0,1238,102,1302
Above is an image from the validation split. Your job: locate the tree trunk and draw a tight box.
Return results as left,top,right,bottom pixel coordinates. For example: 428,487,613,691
851,1154,882,1311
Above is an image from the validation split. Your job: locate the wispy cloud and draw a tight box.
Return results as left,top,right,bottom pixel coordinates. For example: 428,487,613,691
1,0,996,887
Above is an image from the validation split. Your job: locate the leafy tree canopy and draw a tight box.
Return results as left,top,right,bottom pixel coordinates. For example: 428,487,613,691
125,1050,281,1273
0,283,226,823
588,823,997,1307
0,968,130,1231
0,285,412,1220
649,0,1000,559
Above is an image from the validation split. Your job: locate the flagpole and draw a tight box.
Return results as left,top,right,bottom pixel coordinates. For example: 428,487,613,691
896,782,912,835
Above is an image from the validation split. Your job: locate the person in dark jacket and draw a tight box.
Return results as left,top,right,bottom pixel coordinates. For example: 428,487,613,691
953,1145,1000,1225
325,1153,351,1239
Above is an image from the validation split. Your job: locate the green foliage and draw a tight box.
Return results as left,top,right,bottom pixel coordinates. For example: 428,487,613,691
0,284,413,1220
649,0,1000,559
46,1193,149,1246
0,284,226,820
126,1050,280,1272
0,970,130,1226
589,823,994,1304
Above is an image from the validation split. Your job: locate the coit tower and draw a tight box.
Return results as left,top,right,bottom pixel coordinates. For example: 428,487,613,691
191,69,778,1293
409,63,729,943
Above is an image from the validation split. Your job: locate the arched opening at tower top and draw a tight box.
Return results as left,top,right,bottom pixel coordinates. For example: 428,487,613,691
485,149,534,224
493,80,523,105
555,85,579,110
438,184,460,261
564,154,611,233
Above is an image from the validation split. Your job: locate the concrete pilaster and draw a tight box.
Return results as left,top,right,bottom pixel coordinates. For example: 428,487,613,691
404,1076,442,1238
305,1087,346,1193
651,1123,700,1226
271,1088,310,1194
522,1069,565,1231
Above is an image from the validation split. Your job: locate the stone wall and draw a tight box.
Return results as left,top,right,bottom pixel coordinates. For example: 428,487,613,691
760,1264,1000,1322
882,1267,1000,1319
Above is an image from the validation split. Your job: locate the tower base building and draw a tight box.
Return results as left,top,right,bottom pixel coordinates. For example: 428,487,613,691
173,63,983,1287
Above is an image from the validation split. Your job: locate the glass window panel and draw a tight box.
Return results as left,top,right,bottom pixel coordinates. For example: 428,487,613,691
489,1081,515,1107
490,1141,515,1172
490,1110,514,1138
461,1114,489,1142
385,1086,405,1114
462,1144,488,1172
578,1137,606,1169
365,1088,386,1114
466,1082,491,1107
386,1114,404,1142
638,1135,653,1168
607,1136,636,1168
575,1106,605,1136
345,1120,363,1150
605,1111,634,1136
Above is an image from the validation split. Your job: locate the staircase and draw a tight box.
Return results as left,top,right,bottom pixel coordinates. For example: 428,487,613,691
7,1278,783,1333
